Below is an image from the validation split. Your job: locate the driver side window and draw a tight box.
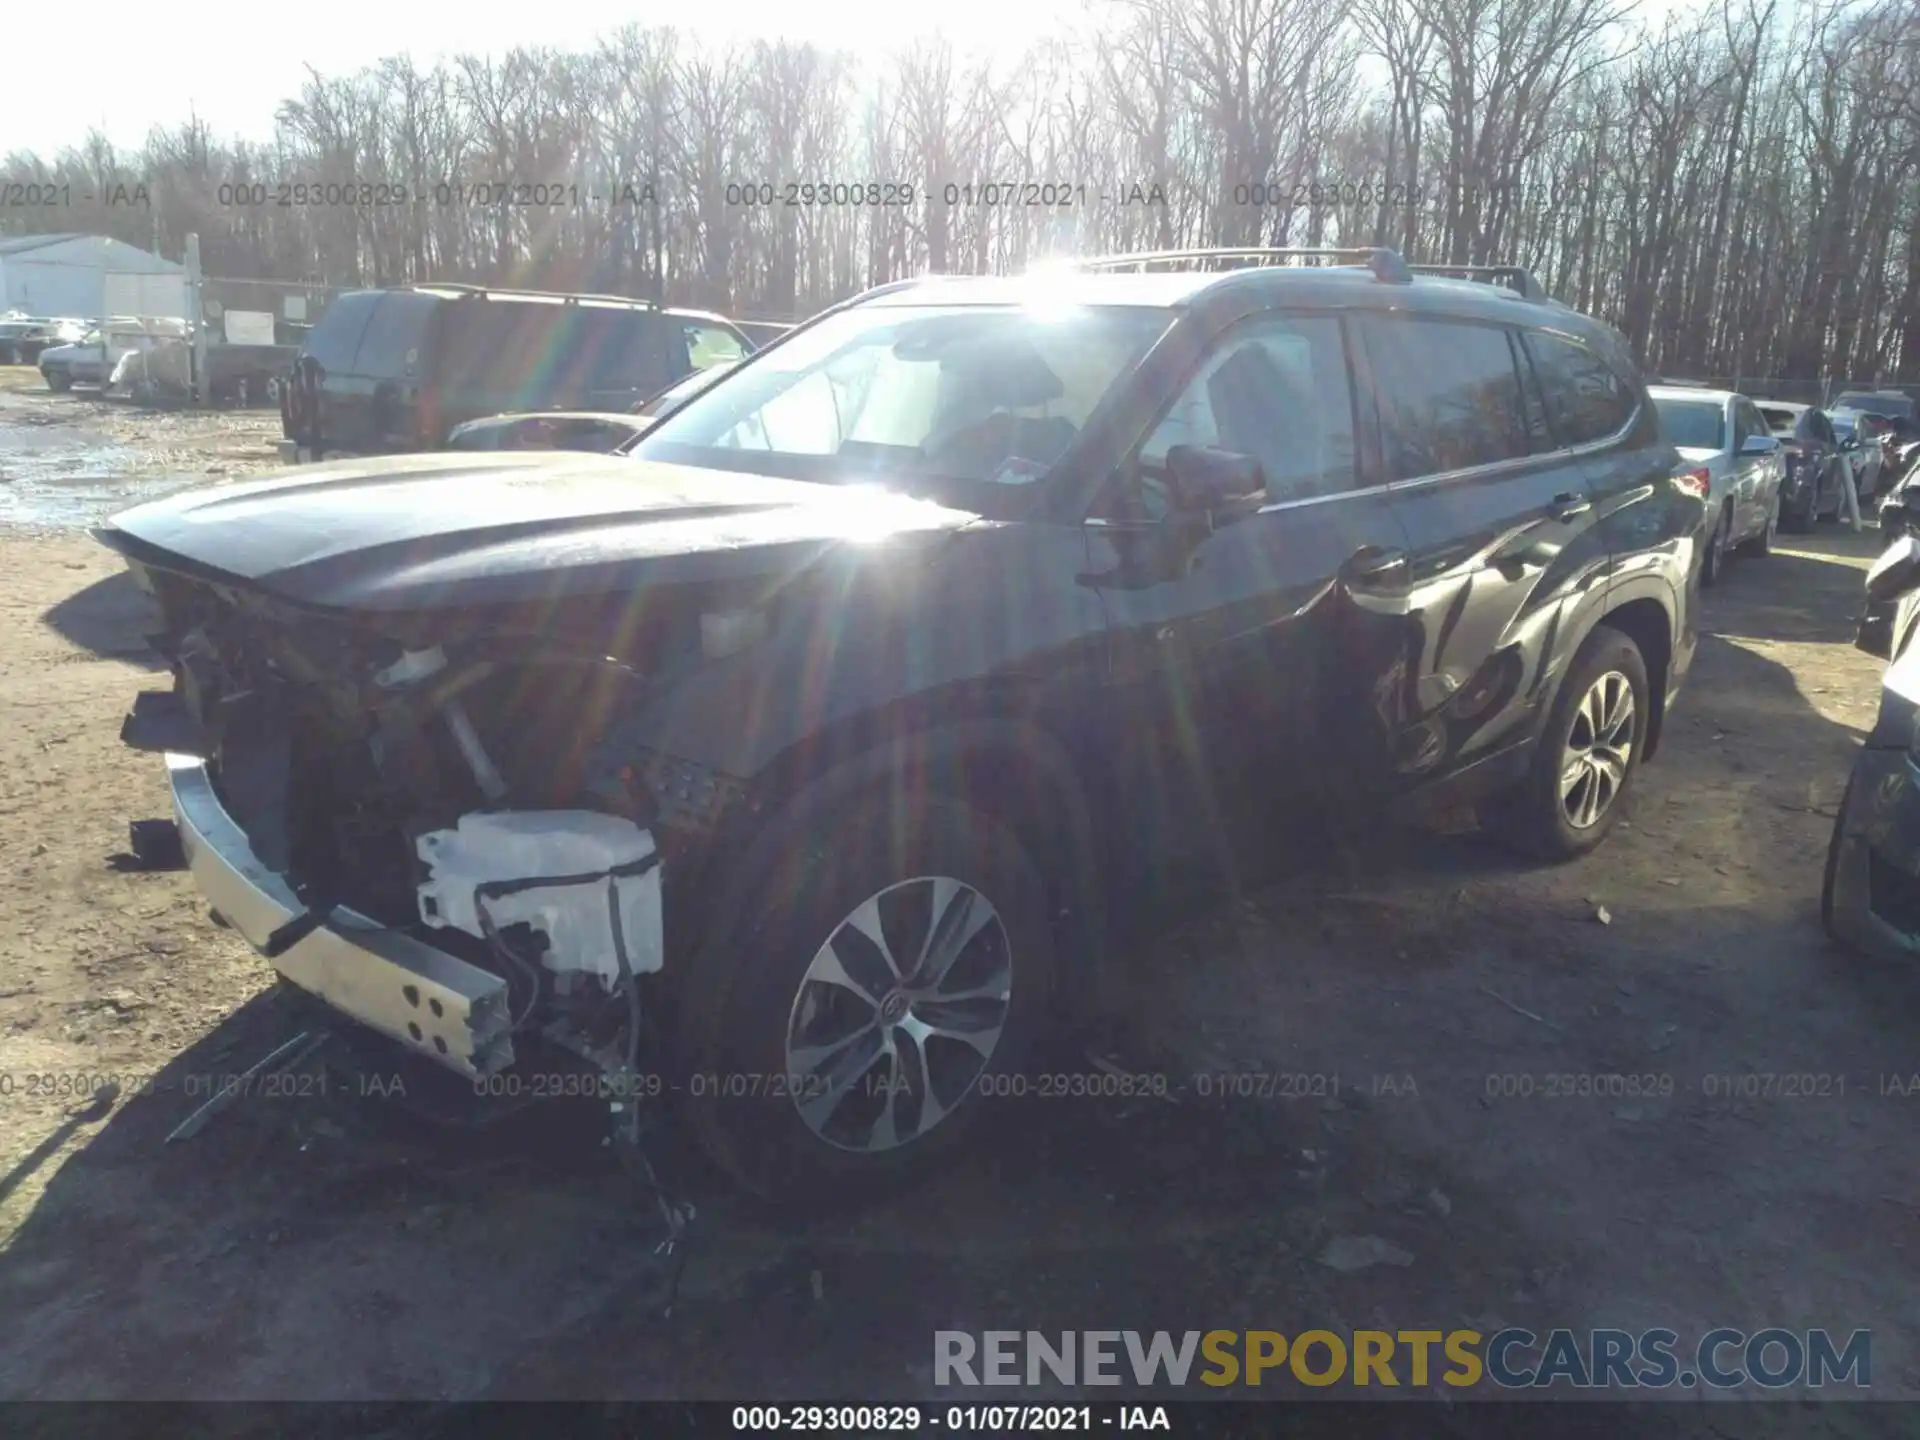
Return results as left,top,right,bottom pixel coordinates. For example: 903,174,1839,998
1138,314,1357,507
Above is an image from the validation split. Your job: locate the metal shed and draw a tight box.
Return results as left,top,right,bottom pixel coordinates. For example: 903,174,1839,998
0,233,189,320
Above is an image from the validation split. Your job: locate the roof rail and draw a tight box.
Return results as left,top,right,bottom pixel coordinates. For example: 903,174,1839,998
1404,263,1548,302
399,281,661,309
1074,247,1415,284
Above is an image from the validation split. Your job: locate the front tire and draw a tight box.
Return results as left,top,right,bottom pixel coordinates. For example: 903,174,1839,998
43,368,70,392
678,791,1057,1205
1485,627,1649,861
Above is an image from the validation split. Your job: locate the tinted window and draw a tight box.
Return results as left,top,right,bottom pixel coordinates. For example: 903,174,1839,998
1523,330,1635,446
303,291,381,371
1652,397,1727,450
1758,406,1797,435
1364,316,1529,478
566,308,680,397
351,291,440,378
1514,337,1556,454
1143,313,1356,501
439,300,572,398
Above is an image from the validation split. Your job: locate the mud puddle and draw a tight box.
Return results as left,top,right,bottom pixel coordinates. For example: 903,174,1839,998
0,382,279,528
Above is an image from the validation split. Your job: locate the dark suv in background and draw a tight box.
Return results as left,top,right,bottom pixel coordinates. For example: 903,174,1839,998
278,284,751,462
102,247,1699,1206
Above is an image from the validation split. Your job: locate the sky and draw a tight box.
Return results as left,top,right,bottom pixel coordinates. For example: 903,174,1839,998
9,0,1717,160
8,0,1091,158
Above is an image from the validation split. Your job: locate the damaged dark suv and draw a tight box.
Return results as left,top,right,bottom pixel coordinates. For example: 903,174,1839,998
96,248,1700,1202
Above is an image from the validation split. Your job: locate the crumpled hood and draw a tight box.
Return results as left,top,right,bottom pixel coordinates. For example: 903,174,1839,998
96,450,981,612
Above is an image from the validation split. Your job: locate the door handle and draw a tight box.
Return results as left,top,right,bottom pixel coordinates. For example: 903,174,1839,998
1550,491,1592,521
1343,545,1408,583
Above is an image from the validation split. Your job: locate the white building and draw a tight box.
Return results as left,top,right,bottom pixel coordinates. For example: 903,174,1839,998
0,233,189,320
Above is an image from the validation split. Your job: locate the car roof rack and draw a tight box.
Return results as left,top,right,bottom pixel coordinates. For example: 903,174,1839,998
401,282,662,310
1074,247,1416,284
1403,263,1549,301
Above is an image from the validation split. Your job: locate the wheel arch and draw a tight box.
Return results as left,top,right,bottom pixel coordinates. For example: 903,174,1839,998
1592,594,1674,761
700,711,1109,1021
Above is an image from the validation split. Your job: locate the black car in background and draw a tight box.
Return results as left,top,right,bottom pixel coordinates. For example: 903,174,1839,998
0,316,86,365
442,360,742,454
1831,389,1916,427
1757,400,1847,529
278,284,752,462
99,247,1701,1203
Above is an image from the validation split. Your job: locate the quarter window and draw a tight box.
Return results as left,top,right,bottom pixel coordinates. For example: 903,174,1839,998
1361,316,1531,478
1139,313,1357,502
302,291,381,372
1523,330,1635,446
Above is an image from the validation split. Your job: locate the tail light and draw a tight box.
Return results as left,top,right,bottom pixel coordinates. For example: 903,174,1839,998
1672,468,1712,499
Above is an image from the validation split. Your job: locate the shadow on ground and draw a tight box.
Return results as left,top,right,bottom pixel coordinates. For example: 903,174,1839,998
41,571,164,670
2,554,1915,1419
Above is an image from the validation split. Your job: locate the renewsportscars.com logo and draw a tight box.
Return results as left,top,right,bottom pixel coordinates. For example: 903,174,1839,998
934,1328,1872,1390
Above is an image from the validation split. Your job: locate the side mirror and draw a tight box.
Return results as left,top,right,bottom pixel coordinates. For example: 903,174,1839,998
1739,434,1779,457
1866,534,1920,604
1164,444,1265,514
1860,536,1920,659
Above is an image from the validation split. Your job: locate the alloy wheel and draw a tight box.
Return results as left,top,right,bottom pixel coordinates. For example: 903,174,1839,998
1560,670,1636,830
784,875,1013,1153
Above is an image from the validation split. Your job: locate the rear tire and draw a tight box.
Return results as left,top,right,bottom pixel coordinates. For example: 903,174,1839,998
1781,491,1815,533
677,791,1057,1206
1821,773,1854,940
1485,627,1649,862
1701,502,1732,586
1738,493,1778,556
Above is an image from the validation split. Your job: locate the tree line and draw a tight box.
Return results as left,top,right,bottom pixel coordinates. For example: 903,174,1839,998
3,0,1917,386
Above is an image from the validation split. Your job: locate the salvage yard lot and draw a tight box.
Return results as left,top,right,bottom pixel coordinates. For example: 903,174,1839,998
0,398,1916,1422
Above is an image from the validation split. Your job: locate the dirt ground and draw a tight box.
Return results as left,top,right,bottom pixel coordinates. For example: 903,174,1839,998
0,365,1915,1426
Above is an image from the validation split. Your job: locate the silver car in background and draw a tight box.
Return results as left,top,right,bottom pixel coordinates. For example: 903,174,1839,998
1649,385,1785,586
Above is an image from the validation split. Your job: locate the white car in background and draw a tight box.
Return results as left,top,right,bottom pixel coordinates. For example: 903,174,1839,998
38,316,188,391
1649,385,1786,586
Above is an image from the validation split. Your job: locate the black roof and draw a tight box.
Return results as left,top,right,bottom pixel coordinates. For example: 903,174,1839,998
865,247,1601,340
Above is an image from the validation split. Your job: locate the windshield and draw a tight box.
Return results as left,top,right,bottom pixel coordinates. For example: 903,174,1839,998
631,303,1171,501
1653,397,1727,451
1835,392,1913,420
1758,407,1798,435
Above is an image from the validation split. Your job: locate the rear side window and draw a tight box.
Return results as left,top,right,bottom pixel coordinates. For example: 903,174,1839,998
303,291,381,371
1523,330,1635,446
352,291,440,378
439,300,572,396
1362,316,1531,478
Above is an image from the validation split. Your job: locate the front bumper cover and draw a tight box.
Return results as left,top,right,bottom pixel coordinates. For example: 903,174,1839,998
168,752,515,1077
